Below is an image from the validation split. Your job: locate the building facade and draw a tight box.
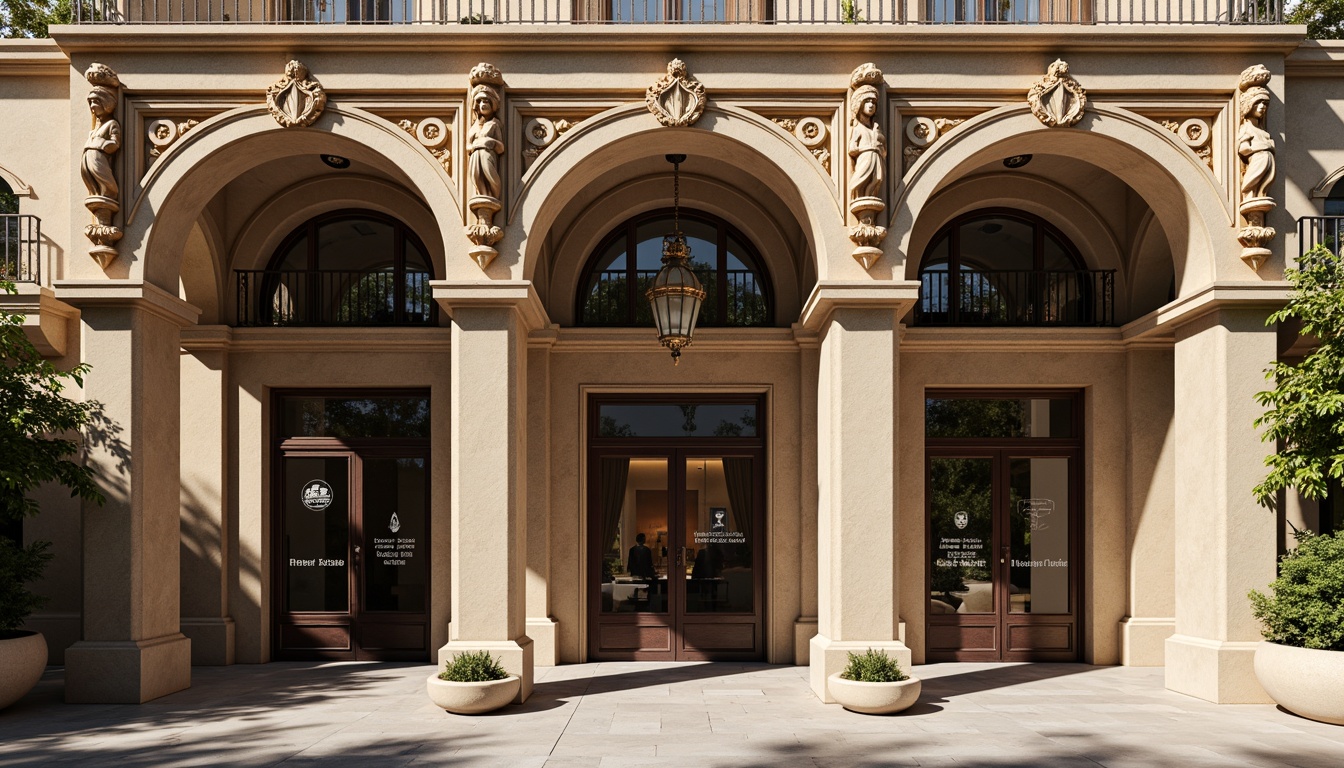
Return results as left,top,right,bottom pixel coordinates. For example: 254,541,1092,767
2,1,1340,707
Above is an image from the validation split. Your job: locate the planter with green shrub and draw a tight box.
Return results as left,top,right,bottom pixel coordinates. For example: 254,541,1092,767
425,650,519,714
826,648,921,714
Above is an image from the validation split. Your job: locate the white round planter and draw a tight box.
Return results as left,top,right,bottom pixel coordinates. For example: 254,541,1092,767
0,631,47,710
425,674,520,715
827,672,922,715
1254,641,1344,726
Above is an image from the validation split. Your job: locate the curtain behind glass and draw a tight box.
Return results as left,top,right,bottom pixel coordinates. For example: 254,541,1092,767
723,458,753,543
600,458,630,557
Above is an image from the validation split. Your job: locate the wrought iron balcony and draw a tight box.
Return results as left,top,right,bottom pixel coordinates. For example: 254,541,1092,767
234,269,437,327
73,0,1281,23
915,267,1116,327
1298,216,1344,257
1,215,41,284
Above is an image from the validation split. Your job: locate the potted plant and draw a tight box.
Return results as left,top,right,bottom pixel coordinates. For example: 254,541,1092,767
1250,530,1344,725
0,283,104,710
827,648,921,714
425,650,520,714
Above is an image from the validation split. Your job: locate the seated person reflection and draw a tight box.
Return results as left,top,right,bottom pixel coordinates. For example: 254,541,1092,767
627,533,656,582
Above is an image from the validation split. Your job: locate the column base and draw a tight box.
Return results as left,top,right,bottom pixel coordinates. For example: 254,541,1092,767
793,617,818,665
526,618,558,667
809,634,911,703
1119,616,1174,667
181,618,236,666
438,636,534,703
65,633,192,704
1164,634,1270,703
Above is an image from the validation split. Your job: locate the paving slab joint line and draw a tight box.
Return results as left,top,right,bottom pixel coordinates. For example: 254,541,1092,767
546,671,595,757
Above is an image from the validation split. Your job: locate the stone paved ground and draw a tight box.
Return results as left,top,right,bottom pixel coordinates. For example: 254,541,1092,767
1,662,1342,767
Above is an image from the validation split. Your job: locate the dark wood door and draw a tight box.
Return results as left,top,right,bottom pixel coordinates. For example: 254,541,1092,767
588,447,764,661
926,448,1081,662
275,446,430,660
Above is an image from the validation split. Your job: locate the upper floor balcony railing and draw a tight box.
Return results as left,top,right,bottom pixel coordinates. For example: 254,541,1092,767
915,267,1116,327
235,268,437,327
72,0,1283,24
1,215,41,285
1298,216,1344,258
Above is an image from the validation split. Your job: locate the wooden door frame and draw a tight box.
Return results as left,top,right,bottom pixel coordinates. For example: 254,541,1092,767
585,393,767,661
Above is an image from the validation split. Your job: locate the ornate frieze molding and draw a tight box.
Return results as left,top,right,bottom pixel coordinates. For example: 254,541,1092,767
772,117,831,172
522,117,579,169
1236,64,1275,272
1028,60,1086,128
398,117,453,173
465,63,506,270
1160,117,1213,170
902,116,964,170
82,63,122,269
266,60,326,128
646,59,706,128
146,118,200,157
847,63,887,270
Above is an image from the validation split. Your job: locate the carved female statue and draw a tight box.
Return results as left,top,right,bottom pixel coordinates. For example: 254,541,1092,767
82,82,121,201
848,85,886,202
1238,85,1275,200
466,83,504,201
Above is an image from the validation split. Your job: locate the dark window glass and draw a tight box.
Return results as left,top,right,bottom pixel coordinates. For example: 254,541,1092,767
0,178,16,215
283,457,349,612
925,398,1074,439
598,403,758,438
362,457,427,612
579,210,771,328
1326,179,1344,217
281,396,430,439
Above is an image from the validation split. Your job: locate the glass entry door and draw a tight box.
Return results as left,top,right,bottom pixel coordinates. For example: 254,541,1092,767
926,449,1079,661
587,398,765,661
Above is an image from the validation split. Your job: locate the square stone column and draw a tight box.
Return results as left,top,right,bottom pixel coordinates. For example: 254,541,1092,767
1166,306,1277,703
434,281,549,703
55,281,199,704
801,282,919,703
525,334,559,666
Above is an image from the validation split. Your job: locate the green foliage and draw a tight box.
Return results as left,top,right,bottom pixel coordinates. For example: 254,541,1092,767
1249,530,1344,650
1254,245,1344,508
840,649,908,683
1,0,98,38
438,650,509,682
840,0,864,23
0,282,104,631
1288,0,1344,39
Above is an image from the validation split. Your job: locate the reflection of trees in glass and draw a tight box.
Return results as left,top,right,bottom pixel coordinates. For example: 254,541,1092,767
598,415,634,437
926,398,1027,438
929,458,992,603
712,408,757,437
290,397,430,438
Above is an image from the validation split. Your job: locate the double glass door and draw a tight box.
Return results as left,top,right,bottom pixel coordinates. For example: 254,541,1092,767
589,444,764,661
926,448,1079,661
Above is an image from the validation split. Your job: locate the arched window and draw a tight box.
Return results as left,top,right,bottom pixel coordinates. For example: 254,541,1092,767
1325,178,1344,216
916,208,1113,326
0,177,35,283
239,210,435,326
577,209,772,327
0,177,16,215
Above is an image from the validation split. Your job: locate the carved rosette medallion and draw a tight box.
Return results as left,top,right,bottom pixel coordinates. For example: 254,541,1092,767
398,117,453,173
1236,64,1275,272
902,116,965,170
773,117,831,171
266,60,326,128
646,59,706,128
147,118,200,158
847,63,887,270
464,62,507,270
523,117,579,169
1160,118,1213,170
82,62,123,269
1028,59,1086,128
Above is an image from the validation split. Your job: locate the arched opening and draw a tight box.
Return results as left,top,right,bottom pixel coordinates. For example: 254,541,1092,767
916,208,1112,326
0,176,38,283
575,208,773,328
239,209,436,327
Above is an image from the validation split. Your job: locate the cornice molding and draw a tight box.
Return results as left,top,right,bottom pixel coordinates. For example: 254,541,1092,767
53,279,201,326
0,41,69,77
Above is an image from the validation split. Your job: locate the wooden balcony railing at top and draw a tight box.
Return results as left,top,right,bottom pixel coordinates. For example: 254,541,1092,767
0,215,41,285
72,0,1282,24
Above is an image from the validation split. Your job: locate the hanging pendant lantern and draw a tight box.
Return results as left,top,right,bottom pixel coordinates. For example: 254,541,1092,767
646,154,706,365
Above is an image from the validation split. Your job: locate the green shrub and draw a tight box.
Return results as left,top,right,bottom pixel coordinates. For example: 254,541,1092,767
1249,530,1344,651
840,649,908,683
438,650,509,682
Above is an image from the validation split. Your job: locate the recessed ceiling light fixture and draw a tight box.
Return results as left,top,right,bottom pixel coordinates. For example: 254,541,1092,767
1003,154,1032,169
321,154,351,169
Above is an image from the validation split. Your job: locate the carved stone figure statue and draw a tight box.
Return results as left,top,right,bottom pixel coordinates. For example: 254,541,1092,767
847,63,887,270
1236,64,1276,272
464,63,506,270
82,62,123,268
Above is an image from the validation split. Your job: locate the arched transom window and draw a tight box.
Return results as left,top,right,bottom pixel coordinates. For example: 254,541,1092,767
577,209,772,327
916,208,1113,326
239,209,435,326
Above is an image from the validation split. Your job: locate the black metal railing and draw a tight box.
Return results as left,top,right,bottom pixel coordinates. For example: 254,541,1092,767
916,268,1115,326
0,215,41,284
581,267,767,325
234,269,436,327
1298,216,1344,258
73,0,1282,23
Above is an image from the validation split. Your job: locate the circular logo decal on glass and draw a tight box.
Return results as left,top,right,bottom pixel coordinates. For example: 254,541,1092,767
954,511,969,530
302,480,334,511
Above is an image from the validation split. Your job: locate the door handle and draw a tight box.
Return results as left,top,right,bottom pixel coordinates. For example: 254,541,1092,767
354,544,361,571
1000,546,1008,565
